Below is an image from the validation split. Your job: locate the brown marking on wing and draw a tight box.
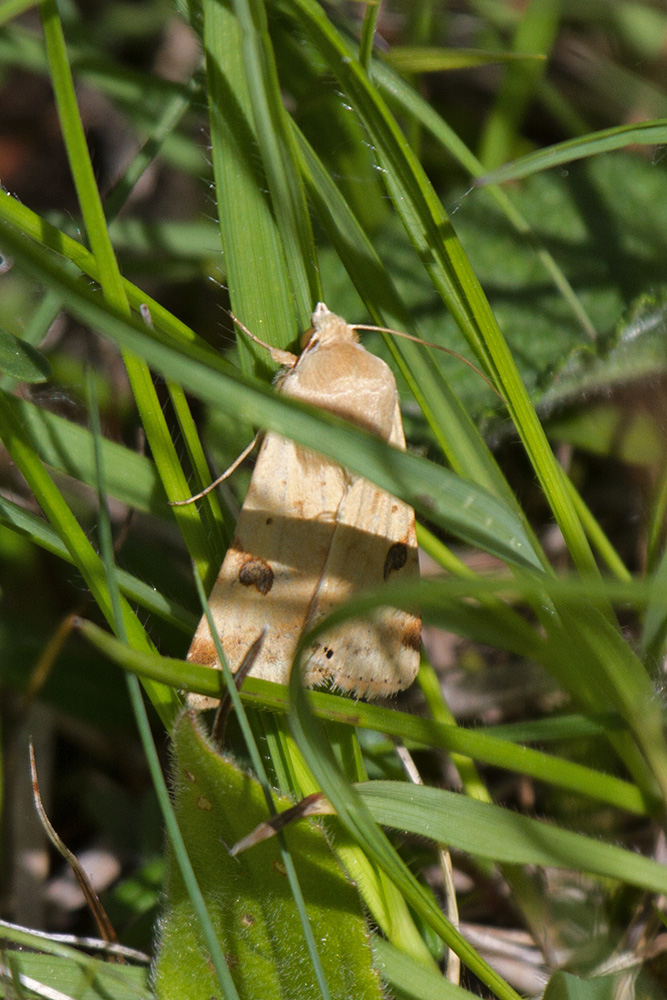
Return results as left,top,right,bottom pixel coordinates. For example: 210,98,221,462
383,541,408,580
238,557,274,595
402,618,422,652
187,634,219,666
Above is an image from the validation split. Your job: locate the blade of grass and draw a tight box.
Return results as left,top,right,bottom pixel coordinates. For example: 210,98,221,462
0,496,196,634
477,119,667,186
0,212,544,571
286,0,600,580
231,0,318,320
78,621,655,820
39,0,215,583
360,781,667,892
0,391,180,726
203,0,299,362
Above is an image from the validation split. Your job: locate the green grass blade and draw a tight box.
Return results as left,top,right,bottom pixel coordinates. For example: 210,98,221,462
203,0,299,356
91,630,656,816
360,782,667,892
231,0,318,319
39,0,215,583
0,0,39,26
477,119,667,186
0,391,180,725
2,393,166,516
382,47,546,74
0,326,51,381
285,0,598,578
79,620,652,817
478,0,561,169
372,937,474,1000
0,496,196,634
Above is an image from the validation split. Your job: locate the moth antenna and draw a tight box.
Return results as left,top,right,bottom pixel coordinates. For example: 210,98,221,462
169,433,260,506
351,322,505,402
211,627,268,746
229,311,297,367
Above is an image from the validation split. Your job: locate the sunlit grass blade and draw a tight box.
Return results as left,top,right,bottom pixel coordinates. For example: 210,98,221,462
285,0,598,580
0,215,543,571
80,619,652,816
203,0,300,359
39,0,216,583
231,0,318,319
359,782,667,892
477,119,667,186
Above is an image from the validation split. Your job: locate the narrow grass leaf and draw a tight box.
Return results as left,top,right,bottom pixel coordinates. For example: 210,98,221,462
360,782,667,892
0,497,196,634
383,47,546,74
231,0,318,318
2,393,166,516
477,119,667,186
0,214,543,571
372,937,483,1000
80,620,650,816
203,0,299,358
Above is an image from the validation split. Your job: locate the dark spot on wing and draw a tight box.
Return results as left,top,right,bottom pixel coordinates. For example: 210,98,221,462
383,541,408,580
238,557,274,595
402,618,422,652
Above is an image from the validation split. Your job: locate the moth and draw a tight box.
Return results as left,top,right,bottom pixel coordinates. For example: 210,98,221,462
187,302,420,702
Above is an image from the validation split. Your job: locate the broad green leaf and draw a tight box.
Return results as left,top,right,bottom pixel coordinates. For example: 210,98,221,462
372,937,474,1000
0,951,150,1000
543,970,617,1000
0,325,51,381
154,711,383,1000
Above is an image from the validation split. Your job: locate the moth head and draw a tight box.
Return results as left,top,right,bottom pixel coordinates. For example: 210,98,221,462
302,301,359,350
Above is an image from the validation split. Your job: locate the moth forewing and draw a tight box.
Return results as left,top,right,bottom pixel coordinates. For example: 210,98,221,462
186,303,420,704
